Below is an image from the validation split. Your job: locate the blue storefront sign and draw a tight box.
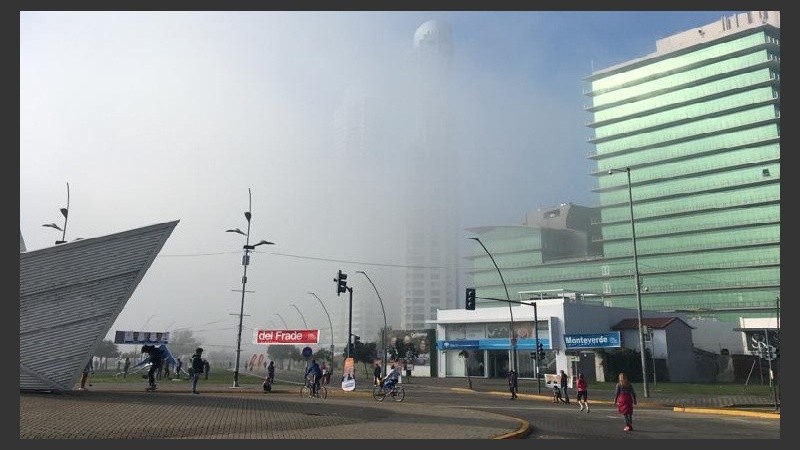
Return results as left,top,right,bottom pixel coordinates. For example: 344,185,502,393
478,338,551,350
563,332,621,349
438,340,480,350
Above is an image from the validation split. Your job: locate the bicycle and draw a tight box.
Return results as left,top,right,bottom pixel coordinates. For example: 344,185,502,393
300,375,327,399
372,380,405,402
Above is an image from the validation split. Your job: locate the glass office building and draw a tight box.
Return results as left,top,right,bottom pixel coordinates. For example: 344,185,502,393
470,11,780,323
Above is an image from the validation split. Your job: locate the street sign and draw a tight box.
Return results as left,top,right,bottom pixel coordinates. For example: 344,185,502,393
302,346,313,358
253,329,320,345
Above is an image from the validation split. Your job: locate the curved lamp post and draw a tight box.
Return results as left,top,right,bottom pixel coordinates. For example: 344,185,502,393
308,292,336,369
274,313,289,328
42,182,70,245
609,167,649,398
290,304,309,328
227,188,275,388
356,270,388,378
469,237,516,376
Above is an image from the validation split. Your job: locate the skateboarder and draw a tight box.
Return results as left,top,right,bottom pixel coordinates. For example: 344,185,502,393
141,344,166,391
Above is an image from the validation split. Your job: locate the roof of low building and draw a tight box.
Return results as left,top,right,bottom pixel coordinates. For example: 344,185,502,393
611,317,694,330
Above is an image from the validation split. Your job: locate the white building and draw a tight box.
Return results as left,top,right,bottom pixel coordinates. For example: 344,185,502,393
433,291,721,383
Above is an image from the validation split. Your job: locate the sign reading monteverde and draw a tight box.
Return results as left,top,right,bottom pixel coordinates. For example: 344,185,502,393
563,332,621,349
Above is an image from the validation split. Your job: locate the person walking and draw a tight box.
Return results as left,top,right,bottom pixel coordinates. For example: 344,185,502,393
559,369,570,404
267,360,275,382
614,372,637,431
190,348,204,394
262,360,276,391
373,361,382,386
507,369,518,400
122,357,130,378
79,358,93,390
320,361,329,386
576,372,589,413
203,359,210,380
174,358,183,380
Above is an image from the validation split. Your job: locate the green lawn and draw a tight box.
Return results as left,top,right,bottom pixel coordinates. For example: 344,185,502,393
87,369,273,386
87,369,776,397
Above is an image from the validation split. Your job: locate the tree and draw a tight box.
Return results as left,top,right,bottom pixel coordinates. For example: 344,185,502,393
353,341,378,376
169,329,203,359
312,348,332,364
94,339,119,358
267,345,293,370
598,348,644,382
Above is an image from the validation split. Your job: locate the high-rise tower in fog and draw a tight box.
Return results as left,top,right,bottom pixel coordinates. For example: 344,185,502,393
401,20,459,330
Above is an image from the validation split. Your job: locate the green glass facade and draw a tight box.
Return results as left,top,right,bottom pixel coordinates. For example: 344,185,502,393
470,15,779,323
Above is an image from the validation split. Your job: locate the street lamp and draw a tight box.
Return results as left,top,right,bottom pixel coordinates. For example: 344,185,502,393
469,237,516,376
308,292,336,370
42,182,70,245
140,314,157,331
356,271,388,378
227,188,275,388
290,304,309,328
608,167,649,398
274,313,289,328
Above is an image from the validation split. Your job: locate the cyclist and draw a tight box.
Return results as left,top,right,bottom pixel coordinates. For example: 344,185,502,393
305,359,323,397
383,364,401,394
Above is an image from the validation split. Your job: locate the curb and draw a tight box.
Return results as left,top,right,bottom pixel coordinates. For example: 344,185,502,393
673,406,780,419
452,387,780,419
492,418,532,439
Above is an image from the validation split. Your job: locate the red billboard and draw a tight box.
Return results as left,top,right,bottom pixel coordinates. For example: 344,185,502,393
253,329,320,345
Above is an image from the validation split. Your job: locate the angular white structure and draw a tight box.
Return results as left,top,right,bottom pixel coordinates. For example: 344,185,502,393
19,220,178,392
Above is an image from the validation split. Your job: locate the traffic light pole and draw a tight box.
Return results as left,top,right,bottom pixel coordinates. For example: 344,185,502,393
469,238,516,377
347,287,353,359
472,292,542,392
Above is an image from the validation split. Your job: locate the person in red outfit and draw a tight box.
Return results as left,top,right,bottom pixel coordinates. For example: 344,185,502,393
576,372,589,413
614,372,637,431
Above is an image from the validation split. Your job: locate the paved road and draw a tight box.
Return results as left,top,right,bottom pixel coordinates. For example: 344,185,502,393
19,370,779,439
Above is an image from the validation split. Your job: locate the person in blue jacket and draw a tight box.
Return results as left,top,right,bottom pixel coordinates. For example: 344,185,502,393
141,344,166,390
305,359,322,396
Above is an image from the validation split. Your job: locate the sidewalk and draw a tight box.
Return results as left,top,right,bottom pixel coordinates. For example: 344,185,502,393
21,378,530,439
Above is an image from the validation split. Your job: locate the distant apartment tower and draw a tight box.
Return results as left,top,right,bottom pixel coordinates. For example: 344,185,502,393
469,11,779,322
333,86,370,159
331,85,387,349
401,20,459,330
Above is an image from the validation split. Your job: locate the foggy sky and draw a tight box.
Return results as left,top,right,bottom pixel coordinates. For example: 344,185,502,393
20,11,741,358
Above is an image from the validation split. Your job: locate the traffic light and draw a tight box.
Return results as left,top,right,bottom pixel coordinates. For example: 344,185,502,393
334,270,348,296
465,288,476,310
536,342,545,362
